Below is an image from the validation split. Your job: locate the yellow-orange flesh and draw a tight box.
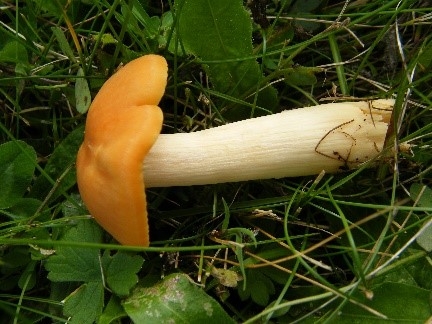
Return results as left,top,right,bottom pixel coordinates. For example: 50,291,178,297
76,55,167,246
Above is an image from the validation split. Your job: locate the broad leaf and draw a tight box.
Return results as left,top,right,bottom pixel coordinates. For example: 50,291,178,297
103,251,144,296
237,269,275,306
284,66,323,86
63,282,104,324
0,141,37,209
338,282,431,322
416,221,432,252
52,26,76,62
410,183,432,208
0,40,28,64
45,219,103,323
129,0,160,39
410,184,432,251
6,198,42,218
45,219,103,282
30,126,84,202
123,273,235,323
75,67,91,113
45,219,144,323
98,295,127,324
177,0,278,118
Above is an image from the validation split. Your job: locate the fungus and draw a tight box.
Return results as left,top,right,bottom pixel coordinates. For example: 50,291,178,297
76,54,394,246
144,99,393,187
76,54,166,246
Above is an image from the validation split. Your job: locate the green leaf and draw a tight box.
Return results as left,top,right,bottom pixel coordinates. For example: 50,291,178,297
223,228,257,247
63,282,105,324
159,11,176,52
410,184,432,252
0,246,32,291
4,197,43,220
45,219,145,323
290,0,322,32
418,41,432,71
221,198,230,231
75,68,91,113
178,0,252,60
98,295,127,324
405,251,432,290
0,141,37,209
263,266,292,286
416,221,432,252
410,183,432,208
123,273,236,323
129,0,160,39
100,33,118,47
210,267,242,288
18,260,37,291
338,282,431,322
29,0,68,17
45,219,105,323
62,194,87,218
52,26,76,62
264,299,291,319
284,66,323,86
103,251,144,296
0,40,28,64
30,126,84,202
177,0,278,118
238,269,275,306
222,227,257,289
45,219,103,282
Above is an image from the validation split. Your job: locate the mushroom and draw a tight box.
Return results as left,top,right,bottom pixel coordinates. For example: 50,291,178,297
76,54,394,246
76,55,166,247
144,99,393,187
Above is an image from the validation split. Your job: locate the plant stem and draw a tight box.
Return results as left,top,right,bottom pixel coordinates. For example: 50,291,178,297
329,33,349,95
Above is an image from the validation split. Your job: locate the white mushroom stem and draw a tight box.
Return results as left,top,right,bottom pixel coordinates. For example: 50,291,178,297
143,99,394,188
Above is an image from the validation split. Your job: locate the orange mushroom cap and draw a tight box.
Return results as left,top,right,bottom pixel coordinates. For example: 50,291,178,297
76,54,167,246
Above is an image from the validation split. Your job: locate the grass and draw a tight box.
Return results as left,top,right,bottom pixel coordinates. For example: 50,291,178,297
1,0,432,323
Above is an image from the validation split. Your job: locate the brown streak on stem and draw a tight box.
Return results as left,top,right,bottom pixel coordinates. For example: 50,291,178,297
314,119,356,168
